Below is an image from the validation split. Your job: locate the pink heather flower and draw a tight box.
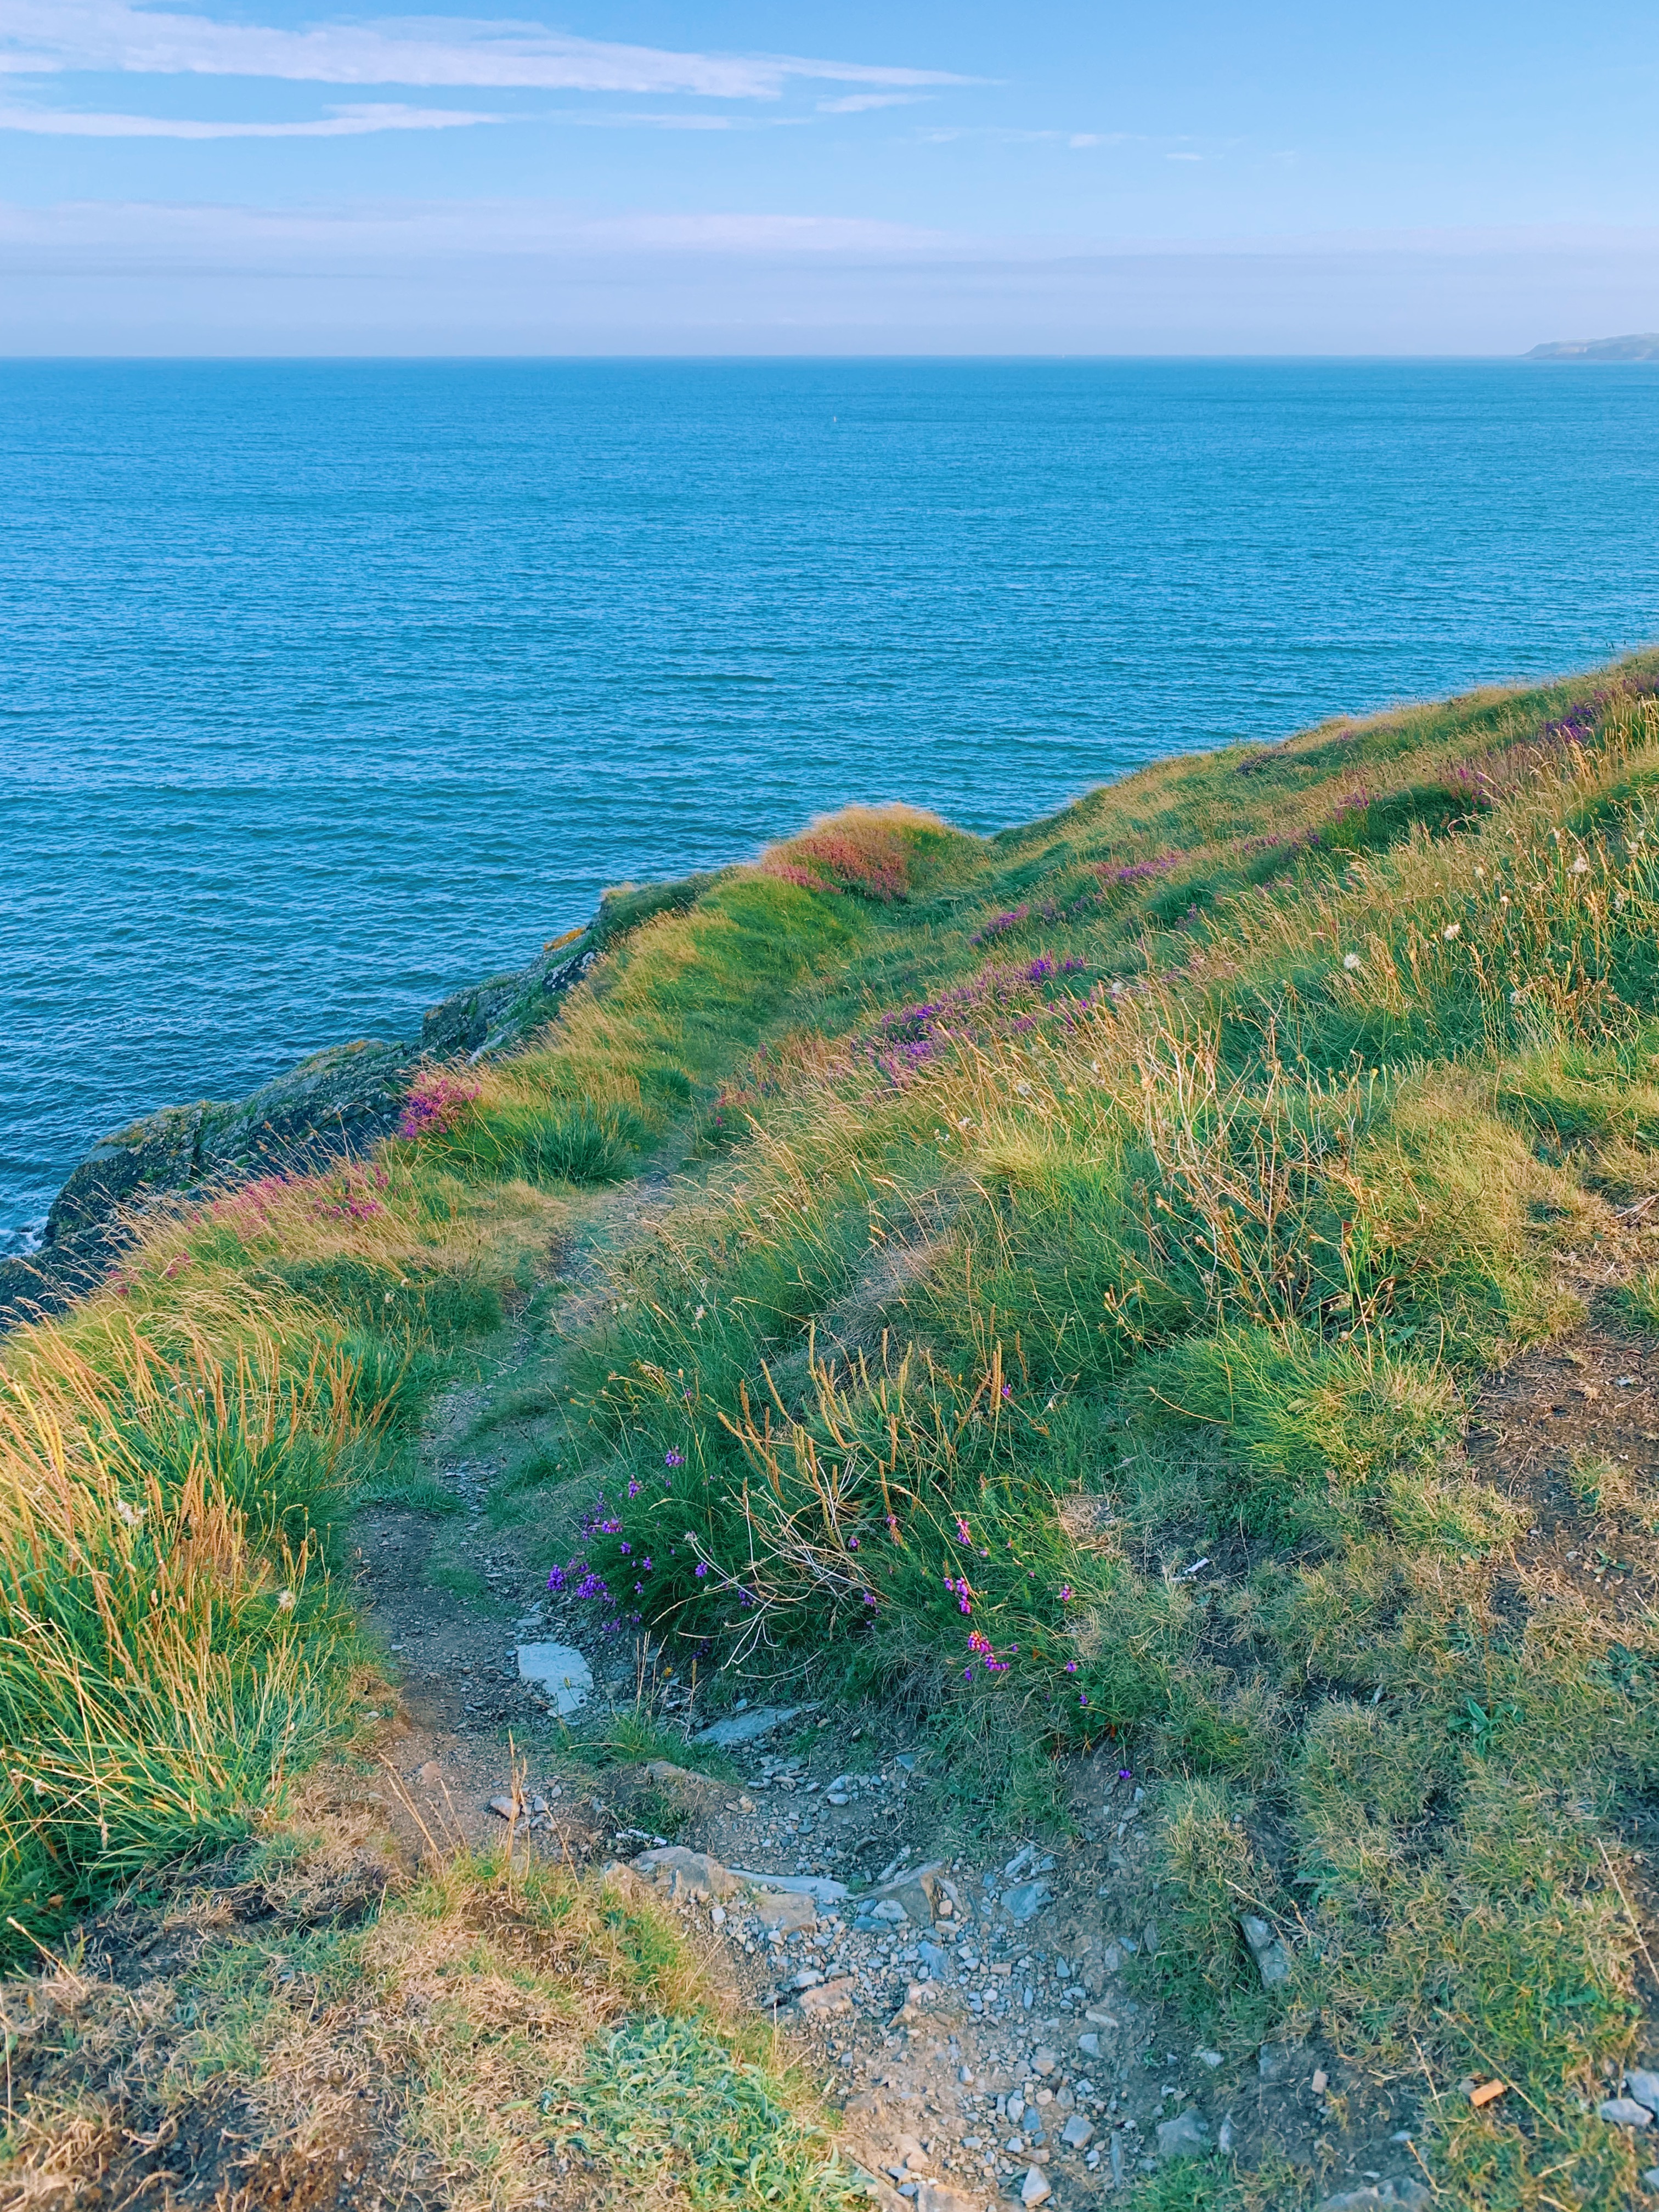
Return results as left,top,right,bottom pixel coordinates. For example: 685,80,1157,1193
956,1519,972,1544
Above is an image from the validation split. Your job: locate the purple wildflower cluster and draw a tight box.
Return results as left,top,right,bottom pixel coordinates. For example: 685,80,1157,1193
864,961,1098,1087
970,906,1030,945
310,1164,388,1222
964,1628,1013,1678
398,1065,482,1142
944,1574,974,1616
1106,852,1182,887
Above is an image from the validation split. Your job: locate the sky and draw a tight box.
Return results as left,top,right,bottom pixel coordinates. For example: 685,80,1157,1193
4,1,1659,352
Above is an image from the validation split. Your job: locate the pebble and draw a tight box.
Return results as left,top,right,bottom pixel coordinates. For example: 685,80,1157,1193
1060,2114,1093,2148
1629,2069,1659,2111
1019,2166,1052,2207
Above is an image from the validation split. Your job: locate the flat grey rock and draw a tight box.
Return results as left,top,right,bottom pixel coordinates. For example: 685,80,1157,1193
1629,2068,1659,2112
1018,2166,1052,2207
1240,1913,1290,1986
516,1641,592,1714
727,1869,849,1901
630,1847,739,1901
1155,2109,1212,2158
1003,1880,1052,1923
692,1702,816,1747
1600,2097,1654,2127
1060,2113,1093,2147
1319,2186,1430,2210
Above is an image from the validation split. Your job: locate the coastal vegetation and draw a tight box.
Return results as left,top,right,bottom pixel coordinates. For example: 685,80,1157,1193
6,656,1659,2206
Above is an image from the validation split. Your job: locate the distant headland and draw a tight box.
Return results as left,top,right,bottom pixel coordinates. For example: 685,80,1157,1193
1525,332,1659,360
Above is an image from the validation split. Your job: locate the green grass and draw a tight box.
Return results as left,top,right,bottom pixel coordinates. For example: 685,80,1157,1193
0,1827,854,2212
12,654,1659,2204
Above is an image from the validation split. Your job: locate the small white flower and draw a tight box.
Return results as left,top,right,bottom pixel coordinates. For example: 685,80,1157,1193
1499,893,1510,905
1510,988,1524,1005
114,1498,144,1529
1090,1059,1102,1073
275,1589,295,1612
694,1305,707,1322
1571,855,1589,874
957,1115,972,1129
1015,1080,1032,1096
1343,952,1362,971
1443,922,1461,939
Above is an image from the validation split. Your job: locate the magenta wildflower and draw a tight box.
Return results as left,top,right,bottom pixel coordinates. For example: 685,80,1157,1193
1059,1584,1073,1602
956,1519,972,1544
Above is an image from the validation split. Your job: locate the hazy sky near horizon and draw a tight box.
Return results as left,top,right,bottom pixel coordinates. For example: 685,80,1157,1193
4,1,1659,352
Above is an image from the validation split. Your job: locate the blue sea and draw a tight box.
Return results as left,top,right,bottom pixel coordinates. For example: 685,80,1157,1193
4,358,1659,1249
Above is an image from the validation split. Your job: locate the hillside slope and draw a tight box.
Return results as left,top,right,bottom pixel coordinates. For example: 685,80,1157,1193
6,658,1659,2210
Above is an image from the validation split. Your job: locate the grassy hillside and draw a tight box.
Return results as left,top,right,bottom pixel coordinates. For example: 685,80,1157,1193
7,655,1659,2208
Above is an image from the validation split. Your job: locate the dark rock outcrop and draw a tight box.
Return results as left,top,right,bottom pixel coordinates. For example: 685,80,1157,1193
0,919,611,1330
420,927,598,1059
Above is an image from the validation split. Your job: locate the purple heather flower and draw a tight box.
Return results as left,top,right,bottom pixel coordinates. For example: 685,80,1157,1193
1059,1584,1073,1602
1064,1659,1079,1673
695,1562,709,1578
665,1449,686,1468
848,1534,860,1550
618,1542,631,1556
627,1481,641,1498
641,1558,653,1572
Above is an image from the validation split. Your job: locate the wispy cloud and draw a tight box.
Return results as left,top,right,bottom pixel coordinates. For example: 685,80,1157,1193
816,92,929,115
0,3,970,99
915,126,1126,148
0,98,495,135
0,195,956,257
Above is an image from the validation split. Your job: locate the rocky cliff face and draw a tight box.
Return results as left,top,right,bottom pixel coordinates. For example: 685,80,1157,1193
0,924,600,1328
